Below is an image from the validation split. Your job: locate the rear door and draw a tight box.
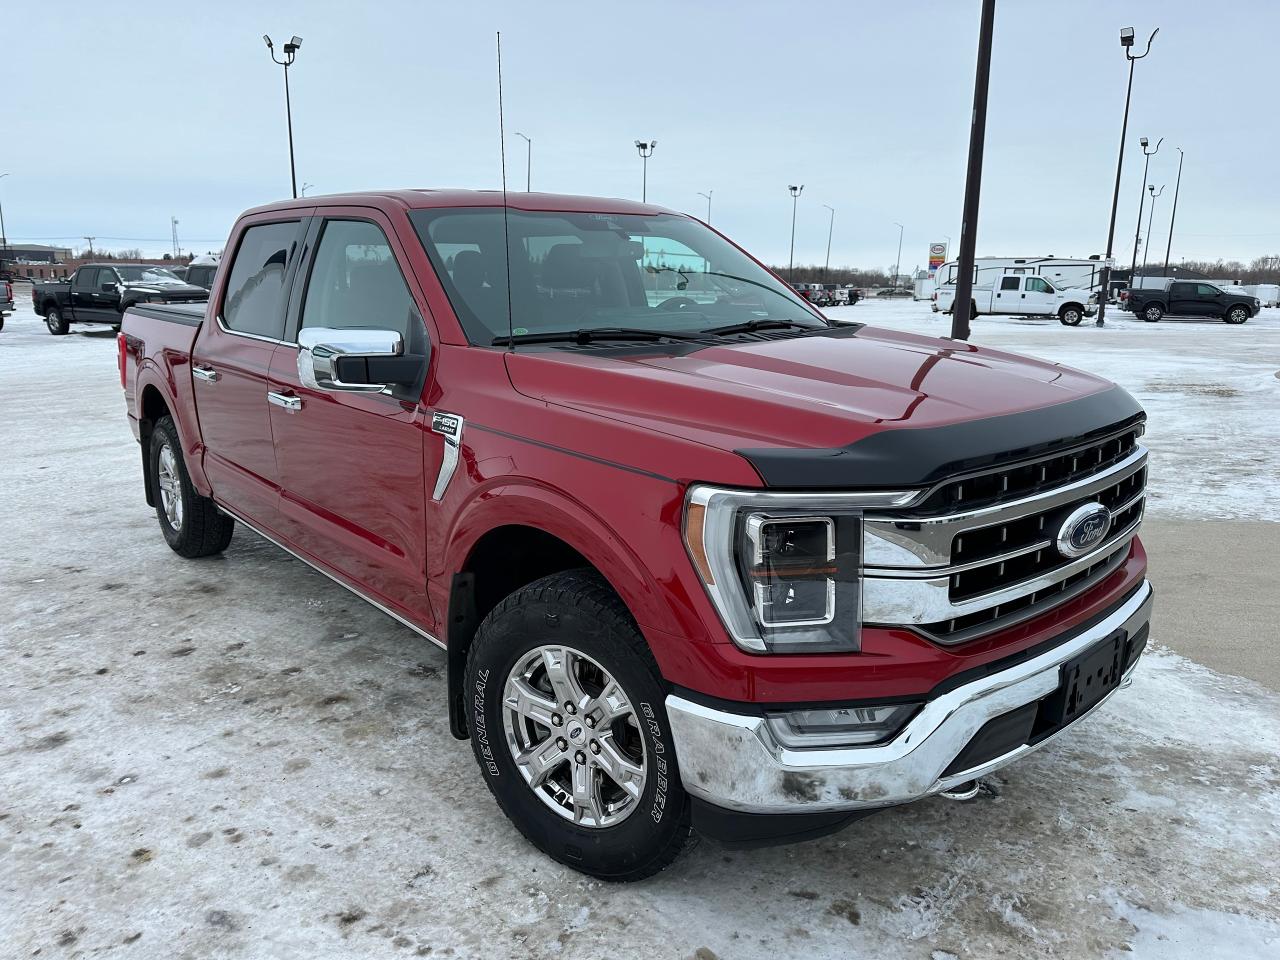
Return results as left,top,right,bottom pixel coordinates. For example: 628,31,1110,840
1167,282,1199,316
69,267,103,322
190,215,311,528
993,274,1022,312
267,209,437,626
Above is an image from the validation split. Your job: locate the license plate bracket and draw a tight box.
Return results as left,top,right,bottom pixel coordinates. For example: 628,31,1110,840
1032,631,1126,739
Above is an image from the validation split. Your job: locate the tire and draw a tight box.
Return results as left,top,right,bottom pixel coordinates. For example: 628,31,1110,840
464,569,695,881
1224,306,1249,325
1142,304,1164,323
1058,305,1083,326
148,415,235,558
45,305,69,335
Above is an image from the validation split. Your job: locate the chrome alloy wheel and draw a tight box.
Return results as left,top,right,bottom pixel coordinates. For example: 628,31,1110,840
502,644,647,828
156,440,184,531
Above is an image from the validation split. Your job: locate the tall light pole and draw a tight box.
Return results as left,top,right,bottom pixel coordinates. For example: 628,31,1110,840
893,222,904,289
822,205,835,280
264,34,303,199
950,0,995,341
1142,184,1164,273
515,132,532,191
171,216,180,258
634,140,657,202
1096,26,1158,327
697,190,712,223
1164,148,1184,272
0,173,9,259
788,185,804,282
1130,136,1162,279
300,182,313,196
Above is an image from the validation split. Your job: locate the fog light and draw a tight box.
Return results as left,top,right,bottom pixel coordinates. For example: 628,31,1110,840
766,703,920,748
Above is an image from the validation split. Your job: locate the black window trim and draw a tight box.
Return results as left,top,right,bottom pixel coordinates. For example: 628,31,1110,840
215,216,310,346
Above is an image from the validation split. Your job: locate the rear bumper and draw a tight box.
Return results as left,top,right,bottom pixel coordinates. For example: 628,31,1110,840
667,580,1152,816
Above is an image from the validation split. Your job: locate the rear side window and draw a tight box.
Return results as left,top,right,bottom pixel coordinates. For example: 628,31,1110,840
999,276,1020,291
221,221,301,339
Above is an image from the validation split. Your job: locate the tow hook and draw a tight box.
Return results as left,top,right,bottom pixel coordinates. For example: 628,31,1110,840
939,779,982,801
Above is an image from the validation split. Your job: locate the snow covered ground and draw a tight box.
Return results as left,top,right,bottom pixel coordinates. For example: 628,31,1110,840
1,296,1278,959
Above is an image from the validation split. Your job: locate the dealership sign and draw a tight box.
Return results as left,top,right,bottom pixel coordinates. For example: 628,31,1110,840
929,242,948,276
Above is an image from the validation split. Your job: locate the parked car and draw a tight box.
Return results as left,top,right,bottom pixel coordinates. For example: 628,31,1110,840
1125,280,1259,324
936,271,1096,325
0,279,13,330
33,263,208,335
183,261,219,289
120,189,1153,880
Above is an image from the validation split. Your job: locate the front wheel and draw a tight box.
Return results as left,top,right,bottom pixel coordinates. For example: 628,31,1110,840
149,416,235,557
1143,304,1164,323
1059,305,1084,326
464,570,694,881
45,306,69,335
1224,306,1249,325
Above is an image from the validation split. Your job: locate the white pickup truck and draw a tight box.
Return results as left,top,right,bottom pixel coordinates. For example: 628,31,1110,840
935,273,1097,326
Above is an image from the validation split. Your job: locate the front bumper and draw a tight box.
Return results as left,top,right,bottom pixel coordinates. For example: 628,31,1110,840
667,580,1152,815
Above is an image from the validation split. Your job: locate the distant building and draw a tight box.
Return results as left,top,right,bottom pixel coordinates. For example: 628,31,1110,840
0,242,74,264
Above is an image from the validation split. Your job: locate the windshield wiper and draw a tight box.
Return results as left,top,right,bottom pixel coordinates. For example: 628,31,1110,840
492,326,708,347
700,318,822,336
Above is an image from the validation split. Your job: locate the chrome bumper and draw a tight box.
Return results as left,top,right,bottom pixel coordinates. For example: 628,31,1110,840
666,581,1153,815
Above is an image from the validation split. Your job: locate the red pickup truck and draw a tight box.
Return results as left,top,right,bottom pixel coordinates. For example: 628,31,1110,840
120,190,1153,880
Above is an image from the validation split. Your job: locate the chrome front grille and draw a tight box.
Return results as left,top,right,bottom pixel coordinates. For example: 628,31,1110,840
861,428,1147,645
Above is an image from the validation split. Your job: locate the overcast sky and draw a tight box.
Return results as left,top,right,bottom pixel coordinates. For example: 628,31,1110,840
8,0,1277,270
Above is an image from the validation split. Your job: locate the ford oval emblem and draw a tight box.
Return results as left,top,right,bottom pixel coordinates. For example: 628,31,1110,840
1056,503,1112,558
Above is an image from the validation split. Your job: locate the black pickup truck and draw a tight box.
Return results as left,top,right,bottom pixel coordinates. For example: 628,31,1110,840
1126,280,1259,324
33,263,208,335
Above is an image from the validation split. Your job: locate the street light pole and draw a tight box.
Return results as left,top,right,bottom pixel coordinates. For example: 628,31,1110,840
0,173,9,260
697,190,712,223
1164,148,1184,272
1096,26,1158,327
950,0,995,342
823,205,835,281
264,34,304,199
893,221,904,290
1130,136,1162,280
788,185,804,282
515,132,532,191
634,140,656,202
1142,184,1164,273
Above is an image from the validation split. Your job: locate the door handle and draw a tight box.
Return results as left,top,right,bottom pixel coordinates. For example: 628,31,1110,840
267,391,303,412
193,365,219,383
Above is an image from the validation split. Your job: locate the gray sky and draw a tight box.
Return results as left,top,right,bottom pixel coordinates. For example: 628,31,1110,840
8,0,1278,270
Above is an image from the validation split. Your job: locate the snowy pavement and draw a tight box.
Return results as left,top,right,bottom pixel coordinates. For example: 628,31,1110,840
2,296,1278,959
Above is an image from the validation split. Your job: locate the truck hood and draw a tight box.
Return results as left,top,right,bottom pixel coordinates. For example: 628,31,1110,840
504,325,1142,488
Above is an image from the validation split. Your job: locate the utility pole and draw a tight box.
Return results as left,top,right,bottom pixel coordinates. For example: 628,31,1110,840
1164,148,1184,272
950,0,995,341
0,173,9,259
515,132,532,191
1130,136,1162,279
1096,26,1158,327
788,185,804,282
1142,184,1164,273
823,205,835,281
697,190,712,224
83,236,96,258
892,222,904,290
634,140,656,202
264,34,304,199
171,216,180,258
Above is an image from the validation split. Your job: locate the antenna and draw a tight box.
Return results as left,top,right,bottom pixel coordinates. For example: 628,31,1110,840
496,32,515,351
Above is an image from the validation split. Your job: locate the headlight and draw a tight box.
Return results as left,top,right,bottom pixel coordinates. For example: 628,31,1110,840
684,484,919,654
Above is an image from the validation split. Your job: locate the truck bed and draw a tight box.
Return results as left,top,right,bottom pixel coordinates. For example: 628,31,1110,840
127,301,206,327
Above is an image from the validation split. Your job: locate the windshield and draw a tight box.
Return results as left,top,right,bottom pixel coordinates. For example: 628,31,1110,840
409,208,825,345
115,266,184,284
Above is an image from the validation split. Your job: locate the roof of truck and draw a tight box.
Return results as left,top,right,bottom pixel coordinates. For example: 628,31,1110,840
243,189,679,219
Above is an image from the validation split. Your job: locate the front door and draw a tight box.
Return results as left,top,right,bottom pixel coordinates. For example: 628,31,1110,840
1021,276,1058,315
191,217,308,528
267,212,437,628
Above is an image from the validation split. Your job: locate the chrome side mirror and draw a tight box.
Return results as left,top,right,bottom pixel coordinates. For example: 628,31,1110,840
297,327,403,393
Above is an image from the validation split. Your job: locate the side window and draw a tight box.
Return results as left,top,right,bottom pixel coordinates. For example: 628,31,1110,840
999,276,1021,291
98,268,118,289
299,219,419,340
1025,277,1052,294
222,221,301,339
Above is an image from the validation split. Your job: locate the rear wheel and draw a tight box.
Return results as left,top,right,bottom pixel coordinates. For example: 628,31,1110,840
1143,304,1164,323
45,306,69,335
464,569,694,881
1059,305,1083,326
149,416,235,557
1224,306,1249,325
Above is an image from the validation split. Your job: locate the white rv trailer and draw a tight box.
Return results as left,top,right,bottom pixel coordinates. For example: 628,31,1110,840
934,256,1105,293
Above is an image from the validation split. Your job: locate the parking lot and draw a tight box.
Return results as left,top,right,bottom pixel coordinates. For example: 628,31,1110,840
2,293,1278,959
